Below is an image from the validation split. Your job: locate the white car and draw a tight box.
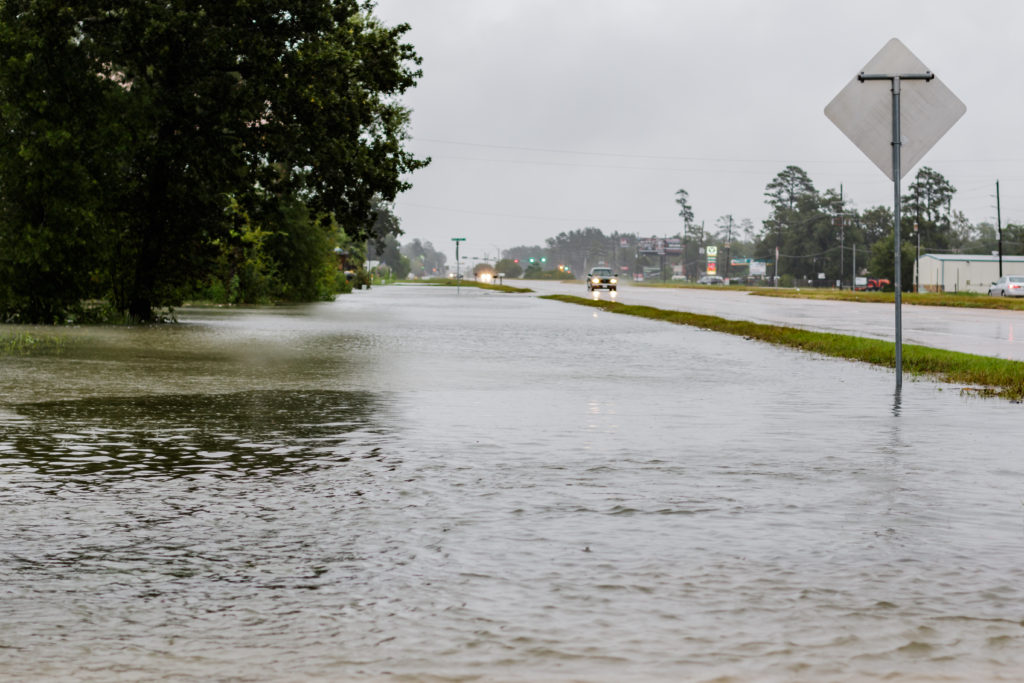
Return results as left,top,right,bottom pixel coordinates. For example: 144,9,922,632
586,267,618,292
987,275,1024,296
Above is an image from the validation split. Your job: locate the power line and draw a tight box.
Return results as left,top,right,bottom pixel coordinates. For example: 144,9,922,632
433,154,813,176
416,136,1024,166
417,137,880,166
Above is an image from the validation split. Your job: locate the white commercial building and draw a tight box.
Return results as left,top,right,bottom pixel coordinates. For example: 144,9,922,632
915,253,1024,293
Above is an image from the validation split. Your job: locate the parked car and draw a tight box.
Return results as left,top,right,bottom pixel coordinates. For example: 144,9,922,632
988,275,1024,296
697,275,725,285
586,267,618,292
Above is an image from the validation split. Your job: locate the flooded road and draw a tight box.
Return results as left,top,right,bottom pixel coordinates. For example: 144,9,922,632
3,284,1024,682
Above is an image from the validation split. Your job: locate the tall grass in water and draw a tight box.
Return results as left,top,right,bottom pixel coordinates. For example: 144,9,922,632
0,331,70,356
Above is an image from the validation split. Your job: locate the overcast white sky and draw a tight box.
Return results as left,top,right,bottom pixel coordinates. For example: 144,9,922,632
373,0,1024,265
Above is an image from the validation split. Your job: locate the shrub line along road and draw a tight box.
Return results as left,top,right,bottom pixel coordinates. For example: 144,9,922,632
525,281,1024,362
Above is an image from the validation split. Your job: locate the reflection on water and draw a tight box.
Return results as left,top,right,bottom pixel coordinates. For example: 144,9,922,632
3,390,389,479
3,286,1024,681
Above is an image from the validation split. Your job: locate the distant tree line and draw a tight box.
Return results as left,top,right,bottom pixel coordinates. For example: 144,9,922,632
0,1,427,323
439,165,1013,290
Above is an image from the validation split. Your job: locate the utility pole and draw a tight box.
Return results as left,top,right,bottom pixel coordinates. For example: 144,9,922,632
696,220,704,276
914,221,920,292
838,184,845,289
725,215,733,280
774,221,781,287
997,180,1003,277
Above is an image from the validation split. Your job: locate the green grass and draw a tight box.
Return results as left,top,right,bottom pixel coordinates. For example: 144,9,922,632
0,331,71,356
543,294,1024,400
421,278,533,293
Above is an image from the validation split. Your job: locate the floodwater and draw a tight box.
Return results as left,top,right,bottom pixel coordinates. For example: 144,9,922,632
2,284,1024,682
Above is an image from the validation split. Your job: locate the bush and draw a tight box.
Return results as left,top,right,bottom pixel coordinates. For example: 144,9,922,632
523,269,573,280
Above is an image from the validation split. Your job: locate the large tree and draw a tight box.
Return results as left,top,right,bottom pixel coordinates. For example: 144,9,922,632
902,166,956,252
546,227,610,275
0,0,427,322
759,166,830,282
0,2,117,321
401,239,448,278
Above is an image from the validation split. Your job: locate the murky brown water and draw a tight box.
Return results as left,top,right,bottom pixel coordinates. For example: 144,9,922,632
3,285,1024,681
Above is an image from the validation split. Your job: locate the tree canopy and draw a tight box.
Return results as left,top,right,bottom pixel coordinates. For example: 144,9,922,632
0,0,427,322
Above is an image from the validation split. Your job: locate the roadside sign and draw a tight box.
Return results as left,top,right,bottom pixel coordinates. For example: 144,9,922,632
826,38,965,390
825,38,965,180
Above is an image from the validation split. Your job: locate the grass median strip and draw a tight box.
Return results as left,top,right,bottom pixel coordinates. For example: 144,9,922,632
543,294,1024,400
420,279,533,293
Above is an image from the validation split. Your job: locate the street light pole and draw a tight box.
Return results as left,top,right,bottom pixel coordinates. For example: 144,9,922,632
725,215,733,280
997,180,1003,277
452,237,465,295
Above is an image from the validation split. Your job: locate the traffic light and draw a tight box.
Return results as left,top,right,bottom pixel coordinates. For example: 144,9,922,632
541,257,547,263
513,258,519,263
529,257,535,263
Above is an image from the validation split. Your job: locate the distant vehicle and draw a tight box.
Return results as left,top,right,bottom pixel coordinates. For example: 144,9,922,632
988,275,1024,296
586,267,618,292
697,275,725,285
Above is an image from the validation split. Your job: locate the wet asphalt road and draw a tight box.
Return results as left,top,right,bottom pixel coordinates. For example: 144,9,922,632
526,280,1024,361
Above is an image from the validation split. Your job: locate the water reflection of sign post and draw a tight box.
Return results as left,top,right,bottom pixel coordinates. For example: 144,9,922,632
825,38,965,390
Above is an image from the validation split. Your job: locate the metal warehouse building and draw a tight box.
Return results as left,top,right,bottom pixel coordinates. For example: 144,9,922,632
915,253,1024,293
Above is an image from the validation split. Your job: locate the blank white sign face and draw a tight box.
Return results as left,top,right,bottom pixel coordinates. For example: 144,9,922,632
825,38,966,180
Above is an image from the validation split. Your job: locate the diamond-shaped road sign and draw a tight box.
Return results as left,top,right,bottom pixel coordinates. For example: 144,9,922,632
825,38,966,180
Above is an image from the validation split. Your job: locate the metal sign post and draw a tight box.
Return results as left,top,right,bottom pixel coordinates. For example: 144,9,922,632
826,38,965,391
452,237,465,294
857,70,932,388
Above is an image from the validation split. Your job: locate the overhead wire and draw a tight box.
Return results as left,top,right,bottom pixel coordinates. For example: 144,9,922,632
406,136,1024,225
